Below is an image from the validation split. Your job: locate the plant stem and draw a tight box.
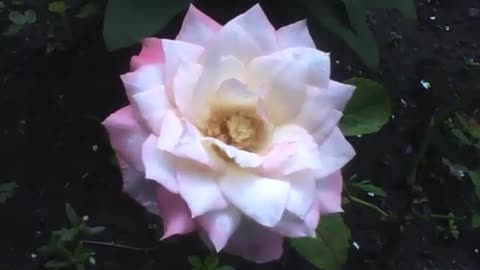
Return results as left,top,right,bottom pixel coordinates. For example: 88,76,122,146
344,187,390,218
81,240,153,252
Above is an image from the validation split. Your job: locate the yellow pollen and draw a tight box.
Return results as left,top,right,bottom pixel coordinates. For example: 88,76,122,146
205,109,266,152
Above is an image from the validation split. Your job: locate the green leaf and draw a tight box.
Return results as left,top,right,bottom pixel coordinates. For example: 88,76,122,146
48,1,67,13
103,0,190,50
65,203,81,227
301,0,379,68
340,78,392,136
469,170,480,200
24,9,37,24
204,255,219,269
0,182,18,204
75,2,98,18
472,213,480,229
290,214,351,270
9,11,27,24
451,128,473,145
349,180,387,197
44,260,71,269
59,227,80,242
188,256,203,268
455,113,480,140
359,0,417,20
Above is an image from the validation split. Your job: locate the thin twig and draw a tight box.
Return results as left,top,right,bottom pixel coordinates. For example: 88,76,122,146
81,240,154,252
344,187,390,218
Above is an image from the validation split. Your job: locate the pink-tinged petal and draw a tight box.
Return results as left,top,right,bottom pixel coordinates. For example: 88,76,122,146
131,86,171,134
191,55,246,124
292,85,336,132
157,109,182,150
157,111,222,170
315,128,355,178
102,106,148,171
223,219,283,263
161,39,205,81
130,38,165,70
316,171,344,214
215,78,258,108
276,20,315,49
120,64,164,99
118,157,159,215
273,212,315,238
262,142,297,173
311,110,343,144
176,5,221,46
156,184,195,238
327,80,356,111
219,167,290,227
228,4,276,53
197,207,242,251
142,135,178,193
176,162,228,217
303,200,320,231
173,62,205,126
203,137,262,168
265,124,322,176
285,171,316,219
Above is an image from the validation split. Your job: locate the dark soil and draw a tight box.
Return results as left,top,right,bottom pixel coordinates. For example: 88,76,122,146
1,0,480,269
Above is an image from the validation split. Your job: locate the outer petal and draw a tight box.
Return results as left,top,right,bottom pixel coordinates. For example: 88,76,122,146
276,20,315,49
264,124,322,176
223,219,283,263
176,161,228,218
316,171,344,214
219,168,290,227
131,86,171,134
118,157,159,215
273,212,315,238
327,80,356,111
310,110,343,144
197,207,242,251
314,127,356,178
156,184,195,238
292,85,339,132
102,106,148,171
161,39,205,83
248,48,330,124
142,135,178,193
172,62,204,126
228,4,277,53
176,5,221,46
120,64,164,99
285,171,316,219
130,38,165,70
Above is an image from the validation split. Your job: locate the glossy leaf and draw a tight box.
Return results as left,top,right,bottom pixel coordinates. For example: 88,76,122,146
103,0,190,50
340,78,392,136
65,203,81,227
472,213,480,229
290,214,351,270
349,180,387,197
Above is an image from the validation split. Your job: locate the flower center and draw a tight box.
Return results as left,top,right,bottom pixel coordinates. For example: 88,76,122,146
205,108,266,152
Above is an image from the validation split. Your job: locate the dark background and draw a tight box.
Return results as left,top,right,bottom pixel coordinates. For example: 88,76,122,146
1,0,480,269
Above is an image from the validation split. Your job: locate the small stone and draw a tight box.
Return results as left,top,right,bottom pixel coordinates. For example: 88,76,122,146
83,216,89,221
469,8,479,17
367,192,375,197
353,242,360,250
474,248,478,254
430,16,436,20
89,257,96,265
445,25,450,31
335,60,340,64
31,253,37,259
391,115,396,119
356,135,362,138
92,145,99,152
420,80,431,90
